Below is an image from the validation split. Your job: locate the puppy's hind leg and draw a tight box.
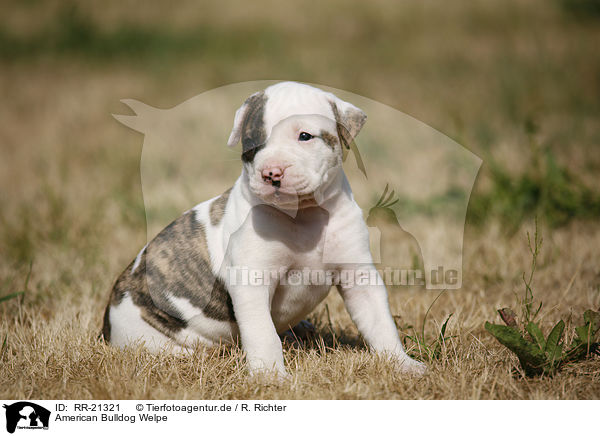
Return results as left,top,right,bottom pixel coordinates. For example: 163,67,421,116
106,292,189,354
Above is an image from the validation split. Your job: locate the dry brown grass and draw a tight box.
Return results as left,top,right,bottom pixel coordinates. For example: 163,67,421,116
2,218,600,399
1,0,599,399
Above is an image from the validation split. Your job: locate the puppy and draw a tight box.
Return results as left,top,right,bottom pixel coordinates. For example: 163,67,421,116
102,82,426,378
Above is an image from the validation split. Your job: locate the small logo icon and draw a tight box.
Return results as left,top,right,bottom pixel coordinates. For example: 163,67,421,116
3,402,50,434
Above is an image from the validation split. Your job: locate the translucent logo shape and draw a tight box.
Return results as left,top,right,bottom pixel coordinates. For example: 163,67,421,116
114,80,481,290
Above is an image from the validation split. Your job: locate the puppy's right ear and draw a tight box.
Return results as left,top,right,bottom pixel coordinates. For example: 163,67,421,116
227,91,266,148
227,102,250,147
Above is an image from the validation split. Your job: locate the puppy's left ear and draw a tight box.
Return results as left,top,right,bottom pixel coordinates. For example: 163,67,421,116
329,98,367,150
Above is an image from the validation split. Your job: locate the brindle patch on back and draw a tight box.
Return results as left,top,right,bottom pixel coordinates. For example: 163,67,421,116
209,187,232,226
102,210,235,343
102,247,187,342
144,210,235,322
240,92,267,163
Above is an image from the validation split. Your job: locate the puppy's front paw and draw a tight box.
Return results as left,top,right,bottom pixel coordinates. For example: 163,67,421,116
248,359,290,383
249,367,291,384
396,356,427,377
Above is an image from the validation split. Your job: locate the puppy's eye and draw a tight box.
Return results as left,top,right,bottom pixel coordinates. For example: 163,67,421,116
298,132,313,141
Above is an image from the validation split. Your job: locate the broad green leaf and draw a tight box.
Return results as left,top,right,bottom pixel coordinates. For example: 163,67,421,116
546,343,563,366
527,322,546,350
545,320,565,355
583,310,600,338
574,310,600,345
575,324,589,344
567,310,600,361
563,311,600,362
565,337,588,362
485,322,547,376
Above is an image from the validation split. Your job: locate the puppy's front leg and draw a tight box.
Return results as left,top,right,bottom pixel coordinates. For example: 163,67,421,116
337,266,426,376
229,283,287,379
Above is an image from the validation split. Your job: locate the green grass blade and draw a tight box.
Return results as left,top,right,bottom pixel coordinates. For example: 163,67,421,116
421,290,446,345
440,313,453,339
0,291,24,303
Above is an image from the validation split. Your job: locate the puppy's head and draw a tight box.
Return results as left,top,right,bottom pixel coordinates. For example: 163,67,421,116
227,82,366,208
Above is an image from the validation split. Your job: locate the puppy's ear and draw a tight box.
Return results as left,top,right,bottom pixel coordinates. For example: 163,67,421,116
329,98,367,150
227,101,249,147
227,91,266,148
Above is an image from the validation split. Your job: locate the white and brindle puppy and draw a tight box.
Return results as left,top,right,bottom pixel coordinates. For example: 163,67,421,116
102,81,426,378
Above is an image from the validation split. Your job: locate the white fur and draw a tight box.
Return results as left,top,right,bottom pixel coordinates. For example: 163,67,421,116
130,244,147,274
109,293,186,353
222,83,424,376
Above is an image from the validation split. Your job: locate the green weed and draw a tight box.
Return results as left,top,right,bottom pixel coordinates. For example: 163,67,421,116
469,123,600,231
0,261,30,304
485,223,600,376
398,291,455,361
0,3,283,64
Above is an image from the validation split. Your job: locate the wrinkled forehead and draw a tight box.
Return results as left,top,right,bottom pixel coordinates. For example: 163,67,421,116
269,113,337,136
263,85,336,137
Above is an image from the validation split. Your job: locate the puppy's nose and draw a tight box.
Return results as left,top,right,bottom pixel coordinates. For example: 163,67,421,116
261,166,284,185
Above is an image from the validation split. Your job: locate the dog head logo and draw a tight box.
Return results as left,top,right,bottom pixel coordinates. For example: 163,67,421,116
3,402,50,434
113,80,481,290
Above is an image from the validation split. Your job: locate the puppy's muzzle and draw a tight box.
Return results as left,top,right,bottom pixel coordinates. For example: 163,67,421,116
261,166,284,188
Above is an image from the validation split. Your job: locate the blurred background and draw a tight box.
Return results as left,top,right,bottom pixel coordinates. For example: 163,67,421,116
1,0,599,302
1,0,600,400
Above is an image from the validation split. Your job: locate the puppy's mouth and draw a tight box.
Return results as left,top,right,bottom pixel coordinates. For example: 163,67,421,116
251,184,319,209
273,191,319,209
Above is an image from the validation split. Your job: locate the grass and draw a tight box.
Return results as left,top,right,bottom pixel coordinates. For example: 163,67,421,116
0,4,284,64
469,127,600,231
1,222,599,399
1,0,599,399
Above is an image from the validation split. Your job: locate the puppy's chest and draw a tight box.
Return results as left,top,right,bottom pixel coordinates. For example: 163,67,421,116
251,205,330,256
271,269,332,328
